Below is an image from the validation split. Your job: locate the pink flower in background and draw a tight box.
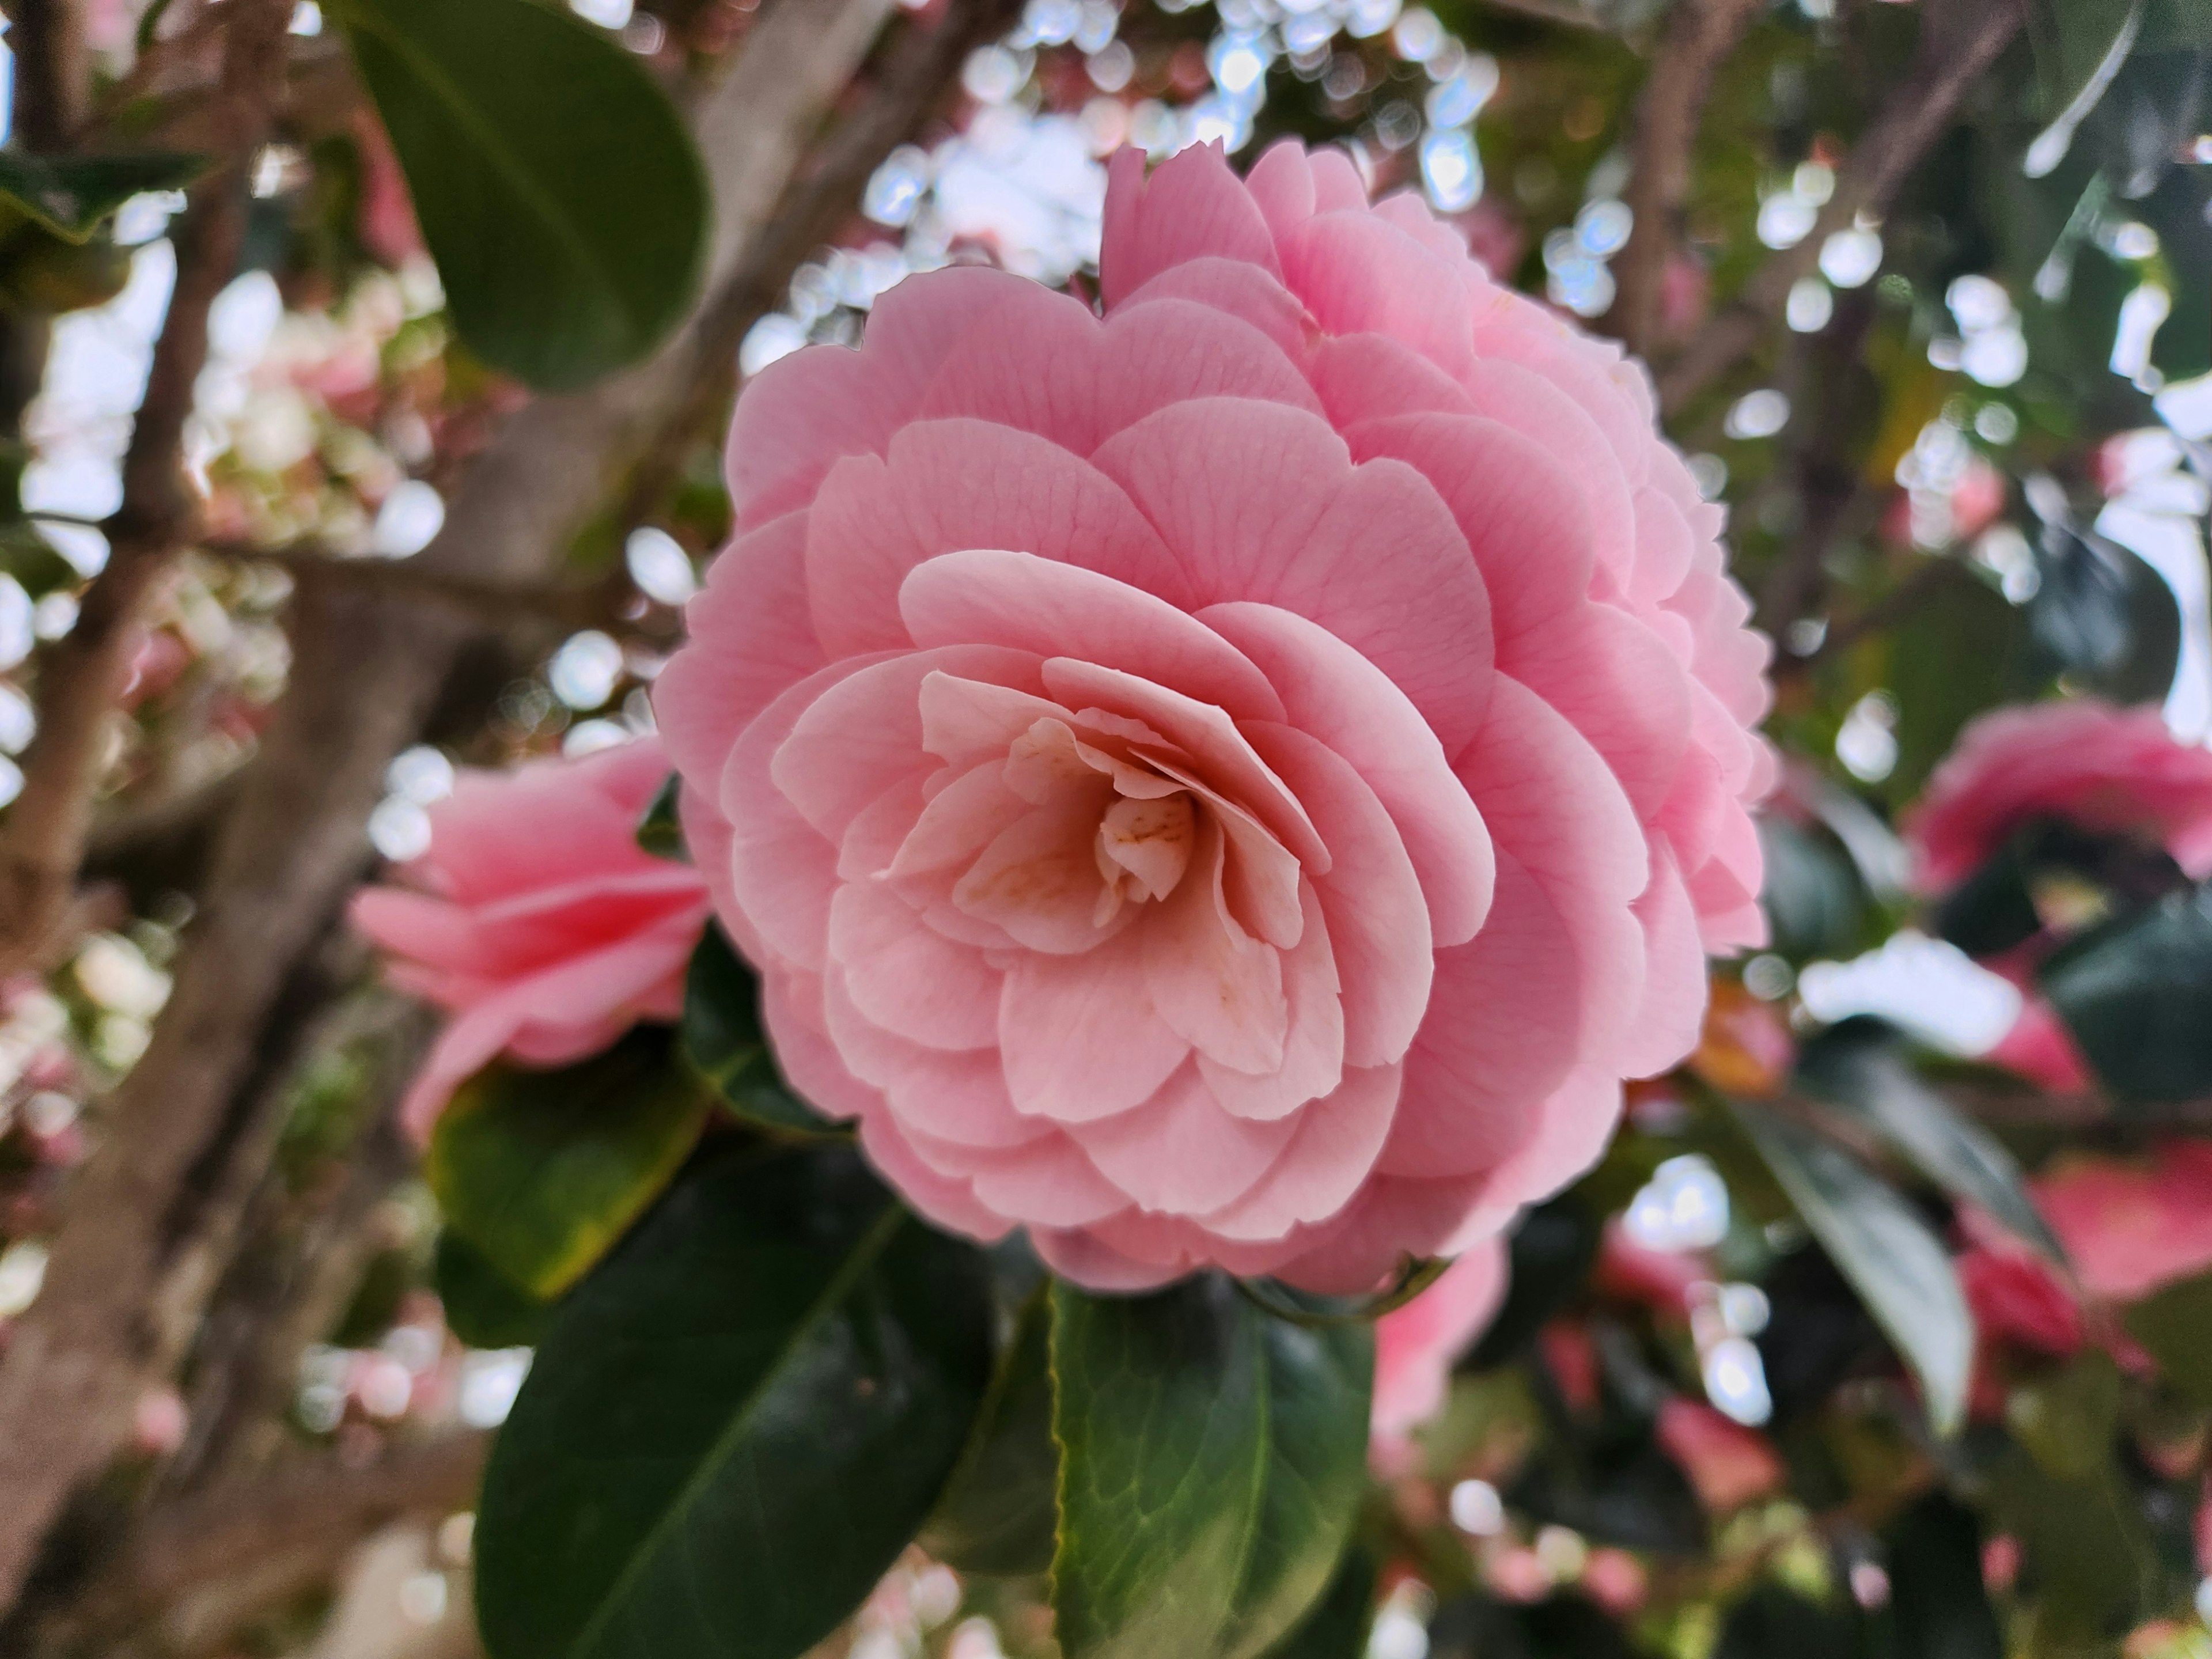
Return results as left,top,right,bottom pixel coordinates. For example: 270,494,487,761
1655,1399,1785,1512
1959,1141,2212,1366
351,738,710,1139
660,140,1773,1291
1906,700,2212,893
1906,699,2212,1092
1370,1240,1509,1467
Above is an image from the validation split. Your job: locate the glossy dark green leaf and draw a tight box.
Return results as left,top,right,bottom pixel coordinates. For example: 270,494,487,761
1883,564,2046,802
923,1291,1059,1577
432,1229,552,1349
633,772,685,862
475,1145,995,1659
1733,1104,1973,1437
2040,882,2212,1103
2029,0,2143,142
325,0,708,390
1885,1494,2003,1659
1758,816,1870,961
1050,1275,1373,1659
680,925,835,1133
1988,1426,2156,1642
2030,522,2180,706
2122,1270,2212,1406
0,151,207,242
1797,1025,2065,1264
1263,1549,1374,1659
425,1029,707,1299
1714,1586,1859,1659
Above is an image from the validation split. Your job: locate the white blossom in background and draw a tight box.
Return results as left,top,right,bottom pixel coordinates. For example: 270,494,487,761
2096,422,2212,744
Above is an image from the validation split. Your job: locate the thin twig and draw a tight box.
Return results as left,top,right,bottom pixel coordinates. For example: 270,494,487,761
1658,0,2031,414
0,0,296,978
1605,0,1767,355
9,0,93,151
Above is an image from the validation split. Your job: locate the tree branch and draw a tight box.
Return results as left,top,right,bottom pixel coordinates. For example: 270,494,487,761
43,1433,486,1654
1604,0,1766,357
0,0,296,977
9,0,94,152
1657,0,2031,414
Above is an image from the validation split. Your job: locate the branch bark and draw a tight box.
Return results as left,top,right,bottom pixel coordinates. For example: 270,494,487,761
1657,0,2031,414
0,0,1003,1613
44,1433,487,1656
1604,0,1766,357
9,0,94,152
0,0,296,977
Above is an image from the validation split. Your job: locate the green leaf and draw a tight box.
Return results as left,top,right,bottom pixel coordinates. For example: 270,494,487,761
1262,1548,1374,1659
680,925,836,1134
325,0,708,390
2122,1270,2212,1406
2028,0,2143,165
1714,1586,1859,1659
1733,1104,1974,1437
923,1291,1060,1577
2029,522,2180,707
0,152,207,242
1885,1494,2003,1659
433,1229,553,1349
425,1028,707,1300
633,772,685,862
2040,882,2212,1103
475,1145,995,1659
1796,1025,2065,1266
1050,1275,1373,1659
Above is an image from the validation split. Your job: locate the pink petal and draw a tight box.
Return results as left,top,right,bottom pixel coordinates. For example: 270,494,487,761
821,968,1051,1150
1201,600,1493,946
657,512,823,784
1309,332,1476,428
721,662,881,972
1090,398,1493,755
1455,360,1638,584
759,968,878,1122
1343,412,1593,653
805,418,1197,655
1500,600,1693,821
1200,1060,1400,1240
1453,676,1648,1065
771,645,1042,841
726,265,1033,529
900,548,1286,721
854,1111,1013,1243
1277,210,1475,380
953,784,1130,955
912,282,1319,456
962,1132,1131,1227
1617,839,1711,1080
1141,816,1289,1074
1198,882,1344,1120
1244,139,1317,240
1118,255,1311,360
999,926,1192,1122
827,880,1001,1051
1067,1060,1300,1216
1245,722,1433,1067
1100,142,1281,309
1378,858,1574,1179
1041,655,1330,872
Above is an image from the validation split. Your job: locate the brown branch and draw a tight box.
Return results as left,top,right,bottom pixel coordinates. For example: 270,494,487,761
9,0,93,151
0,0,991,1613
45,1433,486,1654
1604,0,1766,357
1658,0,2031,414
0,0,296,978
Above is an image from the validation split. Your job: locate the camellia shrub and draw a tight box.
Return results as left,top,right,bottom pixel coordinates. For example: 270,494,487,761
4,0,2212,1657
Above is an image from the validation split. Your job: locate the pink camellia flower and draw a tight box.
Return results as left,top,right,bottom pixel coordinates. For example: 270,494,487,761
351,738,711,1139
1654,1398,1785,1512
1906,700,2212,894
1959,1141,2212,1366
1370,1240,1509,1467
658,140,1774,1291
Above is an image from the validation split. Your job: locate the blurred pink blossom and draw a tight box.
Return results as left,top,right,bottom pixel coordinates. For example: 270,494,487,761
1369,1240,1509,1468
